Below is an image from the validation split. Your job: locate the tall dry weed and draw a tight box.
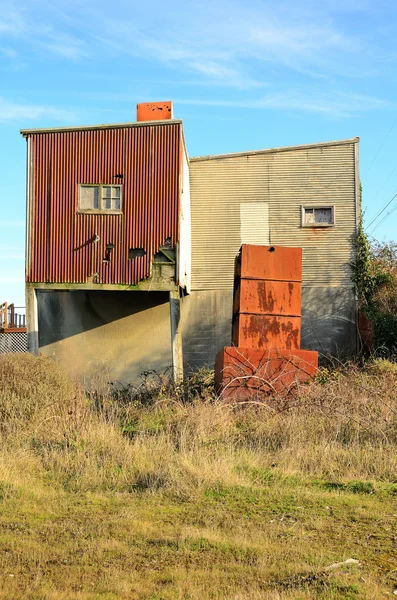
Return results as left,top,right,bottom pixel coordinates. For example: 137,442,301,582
0,353,88,440
1,355,397,497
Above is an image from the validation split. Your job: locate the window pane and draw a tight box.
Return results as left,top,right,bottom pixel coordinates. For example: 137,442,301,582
304,209,315,224
102,186,112,199
314,208,332,223
80,186,99,209
111,197,121,210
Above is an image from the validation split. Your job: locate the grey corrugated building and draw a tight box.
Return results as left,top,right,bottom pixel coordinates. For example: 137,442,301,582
184,137,360,367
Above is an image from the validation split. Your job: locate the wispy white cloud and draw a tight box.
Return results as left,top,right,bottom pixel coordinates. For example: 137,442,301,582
0,0,394,111
85,0,367,84
0,47,18,59
0,98,77,123
0,3,88,61
38,31,89,59
0,5,27,35
177,90,391,118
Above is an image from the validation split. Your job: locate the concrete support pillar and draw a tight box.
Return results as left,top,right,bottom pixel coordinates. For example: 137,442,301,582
26,286,39,355
169,290,183,382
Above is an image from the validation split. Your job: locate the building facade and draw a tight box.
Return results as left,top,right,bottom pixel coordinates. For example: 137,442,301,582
22,106,359,384
186,138,360,366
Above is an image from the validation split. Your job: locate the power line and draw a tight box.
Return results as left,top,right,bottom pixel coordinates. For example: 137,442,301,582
366,115,397,175
369,162,397,204
368,201,397,236
365,190,397,232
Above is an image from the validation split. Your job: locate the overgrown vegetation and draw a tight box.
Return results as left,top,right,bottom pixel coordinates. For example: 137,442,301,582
352,222,397,356
0,354,397,598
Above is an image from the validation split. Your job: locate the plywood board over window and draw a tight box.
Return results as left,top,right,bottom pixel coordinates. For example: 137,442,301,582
240,202,270,245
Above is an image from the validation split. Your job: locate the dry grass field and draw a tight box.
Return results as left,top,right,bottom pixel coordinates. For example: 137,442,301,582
0,353,396,599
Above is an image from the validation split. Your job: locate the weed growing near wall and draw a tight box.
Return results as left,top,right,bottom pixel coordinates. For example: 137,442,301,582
352,222,397,357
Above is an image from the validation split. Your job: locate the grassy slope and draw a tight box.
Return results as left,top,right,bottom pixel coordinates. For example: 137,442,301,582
0,355,397,599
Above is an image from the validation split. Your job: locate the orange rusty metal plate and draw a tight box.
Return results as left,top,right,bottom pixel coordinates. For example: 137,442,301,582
137,101,173,121
237,244,302,282
234,279,301,317
215,346,318,399
232,314,301,350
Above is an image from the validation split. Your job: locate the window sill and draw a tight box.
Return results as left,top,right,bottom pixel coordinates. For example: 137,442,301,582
76,210,123,215
301,223,335,228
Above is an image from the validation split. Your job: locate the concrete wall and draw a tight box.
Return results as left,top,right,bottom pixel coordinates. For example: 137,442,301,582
36,284,356,385
37,290,172,385
180,286,357,371
37,289,232,382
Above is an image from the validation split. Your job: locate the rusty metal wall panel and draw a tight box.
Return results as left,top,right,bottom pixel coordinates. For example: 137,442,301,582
189,141,358,290
26,123,181,285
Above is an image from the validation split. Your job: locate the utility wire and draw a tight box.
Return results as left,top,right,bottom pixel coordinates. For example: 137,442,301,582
369,162,397,204
366,115,397,175
365,190,397,232
368,200,397,236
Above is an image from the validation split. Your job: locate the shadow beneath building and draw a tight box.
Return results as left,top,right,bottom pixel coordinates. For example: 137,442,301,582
38,289,170,346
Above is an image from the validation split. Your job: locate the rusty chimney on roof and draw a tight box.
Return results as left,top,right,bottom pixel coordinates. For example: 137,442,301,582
136,101,173,122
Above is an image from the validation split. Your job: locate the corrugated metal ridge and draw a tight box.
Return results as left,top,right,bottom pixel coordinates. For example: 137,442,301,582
190,137,360,162
20,119,183,136
181,129,189,162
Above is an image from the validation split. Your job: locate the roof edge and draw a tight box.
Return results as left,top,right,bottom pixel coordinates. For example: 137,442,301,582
20,119,183,136
190,137,360,162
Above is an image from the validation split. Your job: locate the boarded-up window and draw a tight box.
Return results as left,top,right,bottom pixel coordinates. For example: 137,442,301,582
240,202,270,245
79,185,99,210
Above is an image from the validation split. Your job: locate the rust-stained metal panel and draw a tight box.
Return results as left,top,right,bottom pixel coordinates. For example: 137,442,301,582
233,279,302,317
232,246,302,350
25,122,182,285
215,347,318,398
237,244,302,282
232,314,301,349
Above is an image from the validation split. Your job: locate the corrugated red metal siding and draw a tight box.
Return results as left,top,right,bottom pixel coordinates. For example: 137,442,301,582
27,123,181,285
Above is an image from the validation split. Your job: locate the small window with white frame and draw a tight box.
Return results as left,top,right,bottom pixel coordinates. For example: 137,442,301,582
301,206,334,227
78,184,122,213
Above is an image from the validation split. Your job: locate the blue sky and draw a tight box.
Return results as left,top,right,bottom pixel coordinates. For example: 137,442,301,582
1,0,397,306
